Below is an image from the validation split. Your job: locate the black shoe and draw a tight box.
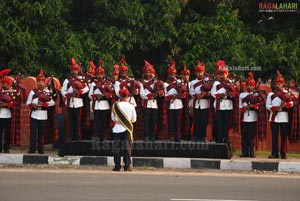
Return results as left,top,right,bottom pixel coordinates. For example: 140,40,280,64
281,155,287,159
38,150,44,154
250,154,256,158
4,149,9,153
27,151,35,154
124,166,132,172
240,154,249,158
268,154,279,159
112,167,121,172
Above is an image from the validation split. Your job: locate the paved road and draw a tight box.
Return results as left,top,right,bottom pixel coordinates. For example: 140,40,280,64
0,168,299,201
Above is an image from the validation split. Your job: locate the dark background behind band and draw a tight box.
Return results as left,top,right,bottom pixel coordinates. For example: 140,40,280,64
0,0,299,81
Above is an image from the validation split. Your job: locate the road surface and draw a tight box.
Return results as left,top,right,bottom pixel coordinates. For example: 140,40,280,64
0,167,299,201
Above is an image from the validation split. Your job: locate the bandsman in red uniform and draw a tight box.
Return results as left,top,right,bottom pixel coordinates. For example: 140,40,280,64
26,69,55,154
164,60,183,142
211,60,234,143
61,57,89,141
239,72,258,157
89,62,113,141
266,70,293,159
288,79,300,143
0,69,14,153
189,61,211,142
139,60,160,141
180,64,192,140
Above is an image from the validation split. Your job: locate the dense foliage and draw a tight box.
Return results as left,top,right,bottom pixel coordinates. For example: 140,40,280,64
0,0,299,81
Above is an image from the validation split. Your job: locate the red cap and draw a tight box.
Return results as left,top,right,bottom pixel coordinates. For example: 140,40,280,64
1,76,13,84
69,57,81,72
215,60,228,75
275,70,284,84
88,61,96,75
36,69,46,82
120,58,128,73
119,87,129,97
167,60,177,75
181,64,190,76
0,69,13,84
95,67,105,75
0,69,11,77
143,60,153,73
194,60,205,72
95,60,105,75
246,72,255,86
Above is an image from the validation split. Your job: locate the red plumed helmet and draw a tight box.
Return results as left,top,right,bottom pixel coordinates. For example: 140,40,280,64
69,57,81,72
246,72,256,86
167,60,177,75
181,64,190,76
143,60,153,73
120,58,129,73
194,60,205,72
0,69,11,77
99,60,104,68
89,61,96,70
88,61,96,75
275,70,285,84
215,60,228,75
0,69,13,84
95,67,105,75
36,69,46,82
95,60,105,75
1,76,13,84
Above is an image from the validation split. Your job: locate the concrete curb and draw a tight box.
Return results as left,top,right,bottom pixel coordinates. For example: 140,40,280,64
1,154,300,172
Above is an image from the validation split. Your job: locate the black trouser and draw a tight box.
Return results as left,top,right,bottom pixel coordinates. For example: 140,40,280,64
143,108,158,141
167,109,181,141
271,122,288,157
193,108,209,141
113,131,132,169
94,109,109,141
0,118,11,151
241,122,256,156
57,114,65,156
216,110,231,143
68,107,81,141
29,118,46,152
